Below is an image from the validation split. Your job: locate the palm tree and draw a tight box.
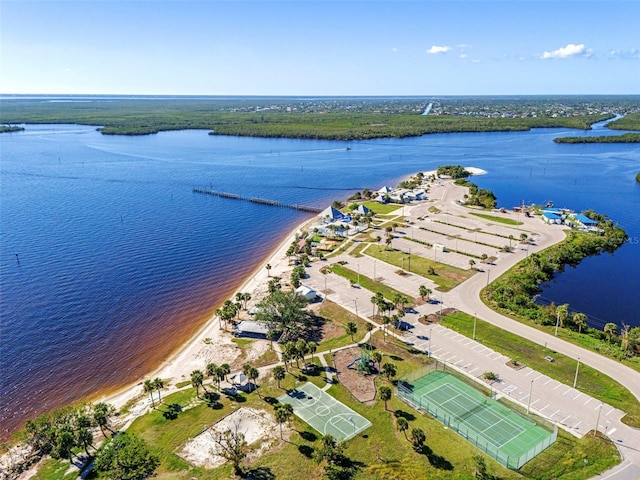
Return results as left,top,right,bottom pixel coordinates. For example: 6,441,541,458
520,233,528,244
92,402,115,437
307,341,317,361
382,363,397,382
345,321,357,342
77,427,93,457
365,322,374,347
573,312,588,334
410,428,426,451
418,285,428,301
295,338,308,367
220,363,231,382
153,378,164,403
381,316,391,342
469,259,476,270
273,365,286,388
397,417,409,439
266,263,272,277
385,236,392,250
275,406,288,439
379,386,392,411
281,351,291,372
248,367,259,392
372,351,382,372
604,323,618,342
143,380,156,407
283,403,294,426
191,370,204,397
206,362,218,382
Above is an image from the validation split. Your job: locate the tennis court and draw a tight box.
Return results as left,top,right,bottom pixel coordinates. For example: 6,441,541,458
398,370,556,469
278,382,371,441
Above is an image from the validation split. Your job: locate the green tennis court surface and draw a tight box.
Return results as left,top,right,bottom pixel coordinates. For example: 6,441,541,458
278,382,371,441
398,370,556,469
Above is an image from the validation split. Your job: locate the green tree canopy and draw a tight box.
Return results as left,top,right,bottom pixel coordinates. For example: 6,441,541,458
94,432,159,480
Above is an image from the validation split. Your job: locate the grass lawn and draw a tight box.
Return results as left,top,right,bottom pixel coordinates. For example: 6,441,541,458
328,263,412,303
362,201,402,215
366,245,475,291
111,327,620,480
441,311,640,427
470,212,524,225
315,300,372,352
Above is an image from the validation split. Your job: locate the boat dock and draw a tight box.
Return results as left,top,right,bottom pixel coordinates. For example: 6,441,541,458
192,188,323,214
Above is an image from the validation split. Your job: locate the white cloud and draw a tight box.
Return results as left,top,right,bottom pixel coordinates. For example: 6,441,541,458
391,47,398,53
459,54,468,59
607,48,640,60
542,43,592,59
427,45,451,54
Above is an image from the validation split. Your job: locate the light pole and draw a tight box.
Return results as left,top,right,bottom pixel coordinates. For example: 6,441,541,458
473,313,477,340
486,269,490,287
554,310,560,336
527,380,534,414
354,298,358,318
574,357,580,388
594,402,603,437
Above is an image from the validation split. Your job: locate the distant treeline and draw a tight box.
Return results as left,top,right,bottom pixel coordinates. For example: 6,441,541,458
554,133,640,143
0,125,25,133
0,98,616,139
606,113,640,131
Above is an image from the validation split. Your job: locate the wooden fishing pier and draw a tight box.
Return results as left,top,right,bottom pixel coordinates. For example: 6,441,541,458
192,188,322,214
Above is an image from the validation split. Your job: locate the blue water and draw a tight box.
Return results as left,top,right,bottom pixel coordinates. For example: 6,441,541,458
1,121,639,438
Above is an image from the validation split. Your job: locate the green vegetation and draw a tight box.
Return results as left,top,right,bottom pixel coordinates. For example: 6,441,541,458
442,311,640,427
482,212,637,366
0,98,615,139
436,165,471,179
0,125,24,133
554,133,640,143
366,244,476,291
636,172,640,183
361,200,401,215
606,112,640,131
470,212,524,225
455,178,498,209
315,300,370,351
328,263,408,302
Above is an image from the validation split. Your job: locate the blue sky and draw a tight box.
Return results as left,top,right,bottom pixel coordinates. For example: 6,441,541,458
1,1,638,95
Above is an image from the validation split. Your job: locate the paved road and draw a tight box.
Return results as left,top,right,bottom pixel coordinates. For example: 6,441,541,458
303,179,640,478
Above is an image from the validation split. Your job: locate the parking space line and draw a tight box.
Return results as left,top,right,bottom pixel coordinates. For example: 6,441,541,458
469,367,478,374
550,409,561,418
553,383,563,390
562,389,572,396
573,421,582,429
543,378,554,386
525,370,535,376
561,415,571,424
531,399,540,406
605,408,615,416
584,398,593,406
573,393,582,400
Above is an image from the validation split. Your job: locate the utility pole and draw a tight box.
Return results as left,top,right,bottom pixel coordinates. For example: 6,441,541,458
594,402,603,437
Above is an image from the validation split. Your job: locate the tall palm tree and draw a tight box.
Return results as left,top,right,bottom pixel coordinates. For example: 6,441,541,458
92,402,115,437
273,365,286,388
604,323,618,342
397,417,409,439
307,341,317,361
275,406,288,439
191,370,204,398
248,367,259,391
266,263,272,277
143,380,156,407
573,312,588,334
372,351,382,372
345,321,357,342
153,378,164,403
220,363,231,382
379,386,392,411
365,322,374,347
206,362,218,382
382,363,397,382
283,403,294,426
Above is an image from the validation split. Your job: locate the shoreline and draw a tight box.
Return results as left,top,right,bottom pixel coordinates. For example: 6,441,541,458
90,212,318,413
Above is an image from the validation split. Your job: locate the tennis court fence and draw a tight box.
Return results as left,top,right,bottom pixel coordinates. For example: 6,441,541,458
396,362,557,469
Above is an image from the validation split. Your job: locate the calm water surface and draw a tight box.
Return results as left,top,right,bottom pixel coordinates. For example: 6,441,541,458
1,122,638,438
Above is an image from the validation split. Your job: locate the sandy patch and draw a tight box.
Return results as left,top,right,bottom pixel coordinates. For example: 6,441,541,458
178,407,279,469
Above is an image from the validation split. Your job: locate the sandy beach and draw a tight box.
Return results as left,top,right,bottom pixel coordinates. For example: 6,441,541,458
92,214,313,418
